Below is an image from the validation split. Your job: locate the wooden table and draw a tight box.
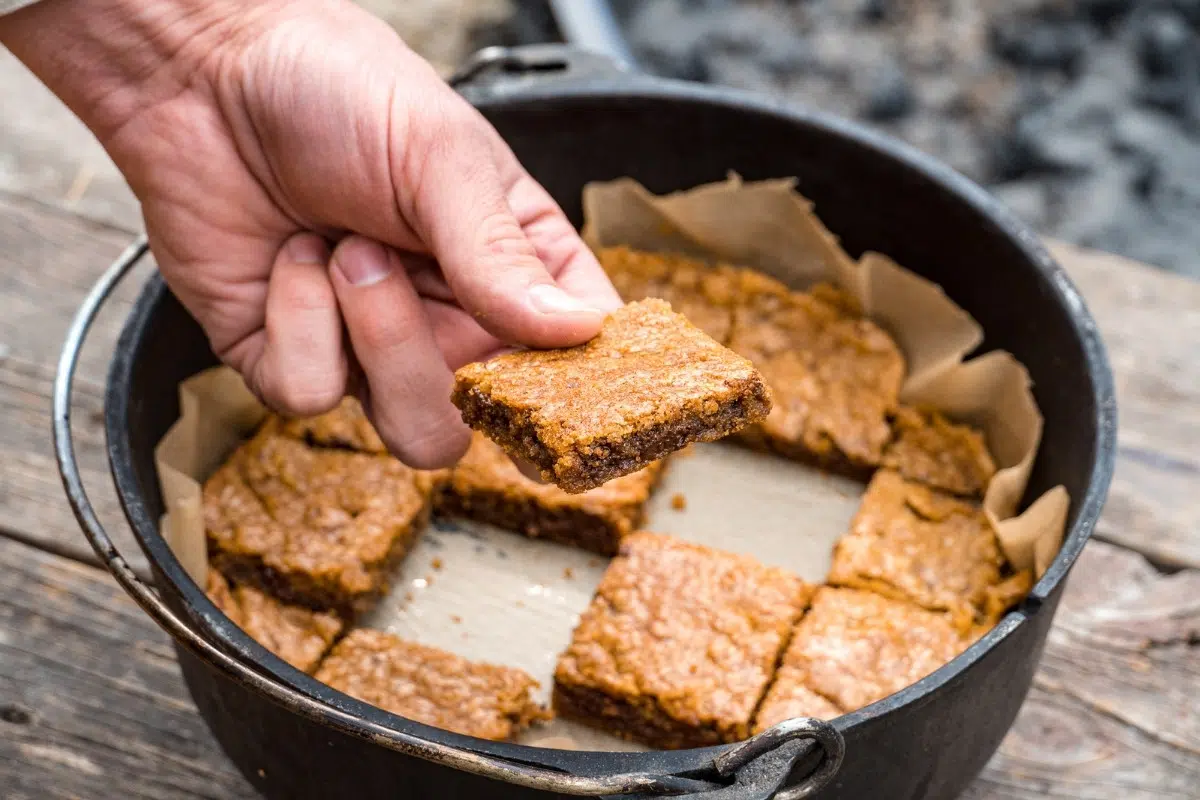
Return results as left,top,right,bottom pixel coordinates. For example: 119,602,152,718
1,56,1198,798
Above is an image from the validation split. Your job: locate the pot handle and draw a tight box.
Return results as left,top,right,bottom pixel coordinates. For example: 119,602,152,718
448,43,653,100
55,260,842,798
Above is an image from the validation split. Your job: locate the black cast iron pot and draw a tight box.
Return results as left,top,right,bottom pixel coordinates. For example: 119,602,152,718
54,45,1117,800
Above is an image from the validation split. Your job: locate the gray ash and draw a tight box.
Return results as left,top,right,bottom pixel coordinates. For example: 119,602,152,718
476,0,1200,277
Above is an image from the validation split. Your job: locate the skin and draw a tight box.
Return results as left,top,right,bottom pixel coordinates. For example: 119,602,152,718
0,0,621,469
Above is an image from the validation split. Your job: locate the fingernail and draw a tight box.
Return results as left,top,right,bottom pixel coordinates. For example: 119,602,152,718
287,233,328,265
334,238,393,287
528,284,599,315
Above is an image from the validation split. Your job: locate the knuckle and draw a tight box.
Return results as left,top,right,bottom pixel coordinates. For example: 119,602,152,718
277,273,335,316
270,373,344,417
389,422,470,470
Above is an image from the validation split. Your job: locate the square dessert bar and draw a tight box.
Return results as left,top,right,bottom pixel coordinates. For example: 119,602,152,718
827,469,1031,632
727,274,906,474
882,406,997,498
279,397,387,454
205,569,342,673
754,587,967,731
314,629,551,741
597,246,739,342
203,418,436,615
436,433,666,555
452,299,771,493
553,532,812,749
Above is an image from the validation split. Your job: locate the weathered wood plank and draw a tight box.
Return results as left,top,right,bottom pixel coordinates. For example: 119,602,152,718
0,51,141,232
0,191,154,570
967,539,1200,799
0,535,256,800
2,532,1194,798
1049,242,1200,571
0,189,1197,573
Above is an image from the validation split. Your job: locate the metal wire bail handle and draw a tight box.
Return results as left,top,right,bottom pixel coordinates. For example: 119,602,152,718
54,242,841,798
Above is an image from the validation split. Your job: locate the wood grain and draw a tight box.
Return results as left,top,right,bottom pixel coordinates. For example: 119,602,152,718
0,535,257,800
966,540,1200,799
1049,242,1200,571
1,533,1194,798
0,191,153,571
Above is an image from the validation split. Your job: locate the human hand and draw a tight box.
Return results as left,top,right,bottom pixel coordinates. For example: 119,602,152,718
1,0,621,468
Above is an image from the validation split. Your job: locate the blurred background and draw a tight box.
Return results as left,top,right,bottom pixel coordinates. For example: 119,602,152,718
3,0,1198,277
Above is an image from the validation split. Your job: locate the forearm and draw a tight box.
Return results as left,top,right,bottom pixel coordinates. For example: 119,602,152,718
0,0,274,142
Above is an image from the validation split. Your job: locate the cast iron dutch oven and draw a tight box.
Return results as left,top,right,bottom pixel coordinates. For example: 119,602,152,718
54,45,1117,800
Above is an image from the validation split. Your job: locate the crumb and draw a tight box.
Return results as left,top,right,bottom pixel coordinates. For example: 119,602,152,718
563,567,574,580
431,557,443,570
516,600,525,608
424,574,434,586
670,493,687,511
257,769,266,778
404,591,414,603
450,614,462,624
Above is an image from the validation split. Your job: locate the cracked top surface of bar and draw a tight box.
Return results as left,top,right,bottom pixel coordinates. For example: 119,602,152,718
754,587,966,730
554,532,812,747
881,406,997,497
827,469,1012,631
728,276,905,471
205,569,342,673
203,418,434,612
314,629,550,741
452,299,771,493
598,246,741,342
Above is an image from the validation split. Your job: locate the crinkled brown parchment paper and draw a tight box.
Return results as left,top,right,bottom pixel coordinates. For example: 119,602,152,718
582,175,1069,578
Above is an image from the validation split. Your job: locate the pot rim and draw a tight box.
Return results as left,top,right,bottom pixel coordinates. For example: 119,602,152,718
103,73,1117,782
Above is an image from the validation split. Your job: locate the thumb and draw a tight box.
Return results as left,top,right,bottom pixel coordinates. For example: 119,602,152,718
403,107,606,348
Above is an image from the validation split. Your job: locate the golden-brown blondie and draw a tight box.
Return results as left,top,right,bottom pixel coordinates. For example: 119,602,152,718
827,469,1029,631
203,418,436,615
553,532,812,749
435,433,665,555
315,629,551,741
882,406,996,497
453,299,770,493
754,587,967,730
728,280,905,474
205,569,342,673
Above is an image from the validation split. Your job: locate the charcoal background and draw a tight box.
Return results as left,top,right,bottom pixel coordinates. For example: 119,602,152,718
473,0,1200,278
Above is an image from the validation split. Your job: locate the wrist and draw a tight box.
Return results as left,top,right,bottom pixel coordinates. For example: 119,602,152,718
0,0,280,143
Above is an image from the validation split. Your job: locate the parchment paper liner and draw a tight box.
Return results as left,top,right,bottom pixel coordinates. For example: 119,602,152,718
581,175,1069,578
152,176,1070,748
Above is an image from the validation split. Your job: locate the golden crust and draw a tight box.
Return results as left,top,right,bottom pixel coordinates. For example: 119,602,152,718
827,469,1019,631
203,419,434,614
727,279,905,472
204,569,342,673
315,629,551,741
755,587,967,727
882,406,997,497
436,433,665,554
553,532,812,749
598,246,740,342
453,299,771,493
